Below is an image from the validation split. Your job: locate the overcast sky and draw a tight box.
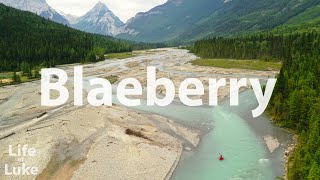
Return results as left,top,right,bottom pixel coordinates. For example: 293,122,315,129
46,0,167,22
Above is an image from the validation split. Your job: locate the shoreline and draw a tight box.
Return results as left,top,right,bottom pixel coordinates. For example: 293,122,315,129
0,103,198,180
284,134,298,180
165,144,183,180
0,48,283,179
267,114,299,179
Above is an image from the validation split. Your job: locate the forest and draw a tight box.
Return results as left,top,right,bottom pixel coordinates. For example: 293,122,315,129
192,30,320,179
0,3,133,73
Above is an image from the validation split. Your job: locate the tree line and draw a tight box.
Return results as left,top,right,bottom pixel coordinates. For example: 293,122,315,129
192,31,320,61
193,30,320,179
0,4,132,73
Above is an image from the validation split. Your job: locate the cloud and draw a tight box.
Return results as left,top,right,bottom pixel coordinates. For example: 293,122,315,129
46,0,167,22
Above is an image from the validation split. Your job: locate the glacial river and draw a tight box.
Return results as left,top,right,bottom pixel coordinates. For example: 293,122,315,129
126,90,292,180
71,48,292,179
0,48,292,180
77,48,292,180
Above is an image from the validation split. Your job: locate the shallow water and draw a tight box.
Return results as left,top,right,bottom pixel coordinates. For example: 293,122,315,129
0,48,290,179
79,48,290,179
121,90,291,180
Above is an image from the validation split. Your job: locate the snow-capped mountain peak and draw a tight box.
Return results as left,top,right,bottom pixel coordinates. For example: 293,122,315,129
93,1,109,11
72,2,124,36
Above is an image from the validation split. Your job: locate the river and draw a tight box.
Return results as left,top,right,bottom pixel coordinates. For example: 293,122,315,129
68,48,292,179
0,48,292,179
122,90,292,180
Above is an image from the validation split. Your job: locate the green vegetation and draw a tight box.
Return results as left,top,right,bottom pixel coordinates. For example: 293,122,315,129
193,30,320,179
284,5,320,26
0,69,41,86
105,52,137,59
118,0,320,42
0,72,13,85
179,0,320,42
0,3,163,86
268,33,320,180
192,59,281,71
0,3,132,73
192,33,319,61
0,72,12,80
105,75,119,84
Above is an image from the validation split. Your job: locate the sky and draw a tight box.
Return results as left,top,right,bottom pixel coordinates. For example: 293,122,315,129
46,0,167,23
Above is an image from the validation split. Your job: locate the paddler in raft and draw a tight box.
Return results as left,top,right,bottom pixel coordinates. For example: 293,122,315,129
219,153,224,161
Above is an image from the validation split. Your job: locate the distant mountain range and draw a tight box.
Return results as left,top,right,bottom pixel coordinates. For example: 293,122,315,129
0,0,69,25
0,3,133,72
0,0,124,36
1,0,320,43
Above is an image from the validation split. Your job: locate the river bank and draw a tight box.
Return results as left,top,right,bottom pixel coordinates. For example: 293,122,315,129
0,48,290,179
284,134,298,180
0,101,200,180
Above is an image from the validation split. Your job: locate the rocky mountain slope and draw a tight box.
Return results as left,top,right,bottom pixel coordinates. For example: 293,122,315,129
0,0,69,25
72,2,124,36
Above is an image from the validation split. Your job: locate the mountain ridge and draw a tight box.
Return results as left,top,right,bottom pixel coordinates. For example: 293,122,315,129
116,0,222,42
0,3,132,72
56,9,79,25
72,1,124,36
117,0,320,42
0,0,69,25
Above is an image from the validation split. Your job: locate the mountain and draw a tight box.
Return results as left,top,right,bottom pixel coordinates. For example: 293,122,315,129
117,0,222,42
117,0,320,42
178,0,320,41
0,0,69,25
0,3,132,72
56,10,79,25
73,2,124,36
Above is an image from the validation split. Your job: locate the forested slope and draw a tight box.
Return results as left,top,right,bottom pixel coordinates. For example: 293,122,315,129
178,0,320,41
117,0,320,43
192,30,320,179
0,3,132,72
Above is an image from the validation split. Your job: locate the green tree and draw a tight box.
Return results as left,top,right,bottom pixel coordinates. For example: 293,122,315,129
20,61,31,76
308,162,320,180
12,71,21,83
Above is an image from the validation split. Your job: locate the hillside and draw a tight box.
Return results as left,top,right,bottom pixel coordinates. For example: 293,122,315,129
0,3,132,72
179,0,320,41
283,4,320,26
116,0,221,42
117,0,320,42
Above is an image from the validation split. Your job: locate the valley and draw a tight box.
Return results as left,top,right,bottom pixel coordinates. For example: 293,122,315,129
0,0,319,179
2,0,318,43
0,48,291,179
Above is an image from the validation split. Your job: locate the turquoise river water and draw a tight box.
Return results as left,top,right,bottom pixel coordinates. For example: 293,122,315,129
82,76,292,180
130,90,292,180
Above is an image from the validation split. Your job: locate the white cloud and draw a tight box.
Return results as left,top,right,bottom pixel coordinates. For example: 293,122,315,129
46,0,167,22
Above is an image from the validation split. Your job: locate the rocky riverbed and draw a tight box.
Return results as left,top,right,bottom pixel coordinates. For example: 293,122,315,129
0,48,279,180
